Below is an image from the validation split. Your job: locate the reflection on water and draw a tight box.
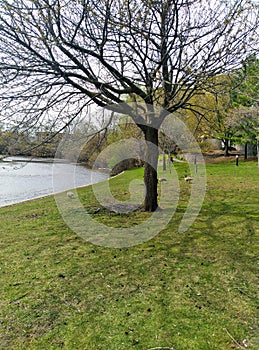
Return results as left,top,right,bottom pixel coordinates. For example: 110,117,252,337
0,156,108,207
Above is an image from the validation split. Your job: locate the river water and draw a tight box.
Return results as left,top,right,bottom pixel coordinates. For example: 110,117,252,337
0,156,108,207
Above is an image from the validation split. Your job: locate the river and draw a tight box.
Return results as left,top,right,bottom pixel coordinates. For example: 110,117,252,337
0,156,109,207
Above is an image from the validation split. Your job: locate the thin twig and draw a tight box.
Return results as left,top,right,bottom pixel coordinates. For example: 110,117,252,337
9,292,30,304
234,287,255,300
224,328,246,349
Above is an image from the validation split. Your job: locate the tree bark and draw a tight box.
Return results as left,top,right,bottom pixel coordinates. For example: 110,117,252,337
244,142,248,160
257,138,259,175
163,151,166,171
223,139,230,156
143,126,159,212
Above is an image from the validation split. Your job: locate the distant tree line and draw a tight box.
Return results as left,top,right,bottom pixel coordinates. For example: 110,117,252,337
0,128,62,158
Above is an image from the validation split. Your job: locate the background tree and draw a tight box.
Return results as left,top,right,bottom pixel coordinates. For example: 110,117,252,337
159,131,178,171
0,0,258,211
183,84,236,156
0,129,31,156
185,56,259,157
231,54,259,108
231,55,259,158
231,105,258,157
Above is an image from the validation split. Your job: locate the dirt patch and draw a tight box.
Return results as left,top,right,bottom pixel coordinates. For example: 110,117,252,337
203,150,244,163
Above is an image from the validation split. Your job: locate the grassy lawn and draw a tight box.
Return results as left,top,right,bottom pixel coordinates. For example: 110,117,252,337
0,160,258,349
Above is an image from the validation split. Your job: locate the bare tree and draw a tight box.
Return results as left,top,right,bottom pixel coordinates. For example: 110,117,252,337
0,0,258,211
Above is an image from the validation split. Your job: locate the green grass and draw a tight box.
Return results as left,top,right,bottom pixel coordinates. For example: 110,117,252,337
0,161,258,349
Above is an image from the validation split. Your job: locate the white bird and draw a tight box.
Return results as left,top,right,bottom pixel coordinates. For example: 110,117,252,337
184,175,193,183
67,191,74,199
158,177,167,182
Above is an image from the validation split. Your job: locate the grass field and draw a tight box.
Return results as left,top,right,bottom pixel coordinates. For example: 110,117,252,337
0,160,258,349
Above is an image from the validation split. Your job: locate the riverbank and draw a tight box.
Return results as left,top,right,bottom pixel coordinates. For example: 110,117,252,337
0,161,258,349
0,157,108,207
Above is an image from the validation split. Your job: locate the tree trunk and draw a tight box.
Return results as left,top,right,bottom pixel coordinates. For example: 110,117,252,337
143,126,159,211
163,151,166,171
244,142,248,160
257,138,259,175
223,139,230,157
